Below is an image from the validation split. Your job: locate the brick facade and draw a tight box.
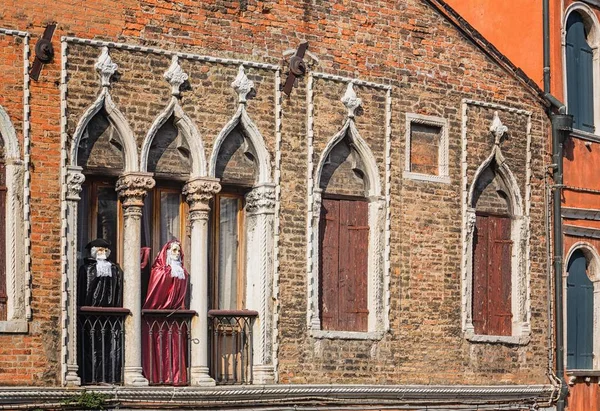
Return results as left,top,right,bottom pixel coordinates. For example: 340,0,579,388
0,0,554,408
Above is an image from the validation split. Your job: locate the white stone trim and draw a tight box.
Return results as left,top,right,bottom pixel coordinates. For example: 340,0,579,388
460,100,532,345
383,88,392,330
140,97,207,178
562,2,600,135
307,82,387,337
0,28,30,333
62,36,280,71
564,242,600,370
403,113,450,183
312,72,392,90
271,69,282,382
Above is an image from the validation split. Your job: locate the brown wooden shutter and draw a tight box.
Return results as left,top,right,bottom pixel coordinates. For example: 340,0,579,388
319,198,368,332
0,161,6,321
320,199,340,330
472,214,512,336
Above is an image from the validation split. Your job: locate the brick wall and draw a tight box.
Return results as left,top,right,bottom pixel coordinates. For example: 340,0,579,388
0,0,551,388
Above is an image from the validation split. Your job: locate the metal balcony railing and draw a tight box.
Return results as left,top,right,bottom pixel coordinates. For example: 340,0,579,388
142,309,195,386
77,306,129,385
208,309,258,385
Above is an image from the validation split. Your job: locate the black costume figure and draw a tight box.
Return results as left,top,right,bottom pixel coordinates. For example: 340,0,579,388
77,238,124,384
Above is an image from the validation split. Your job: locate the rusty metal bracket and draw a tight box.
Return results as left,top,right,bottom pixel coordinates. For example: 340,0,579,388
30,24,56,81
281,41,308,96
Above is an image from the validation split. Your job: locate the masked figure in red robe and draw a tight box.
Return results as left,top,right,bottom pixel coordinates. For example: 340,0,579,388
142,240,189,385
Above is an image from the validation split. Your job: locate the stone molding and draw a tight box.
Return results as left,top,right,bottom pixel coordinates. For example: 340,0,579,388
232,65,254,104
460,99,532,345
116,173,155,208
65,167,85,201
341,82,361,118
164,55,188,97
245,184,276,214
95,47,118,87
182,177,221,212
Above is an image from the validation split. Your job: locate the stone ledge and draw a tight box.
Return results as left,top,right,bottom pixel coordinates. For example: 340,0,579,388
0,384,555,408
0,320,28,333
310,329,384,340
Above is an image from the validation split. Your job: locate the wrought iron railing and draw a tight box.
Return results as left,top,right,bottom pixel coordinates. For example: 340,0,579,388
77,306,129,385
208,309,258,385
142,309,195,386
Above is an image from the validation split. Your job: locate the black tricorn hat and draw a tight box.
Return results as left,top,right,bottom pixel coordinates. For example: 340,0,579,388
85,238,111,250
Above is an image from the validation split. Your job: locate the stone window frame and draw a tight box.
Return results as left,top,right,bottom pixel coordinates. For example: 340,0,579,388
403,113,450,184
308,83,386,341
0,106,28,333
461,108,531,346
564,242,600,371
563,2,600,141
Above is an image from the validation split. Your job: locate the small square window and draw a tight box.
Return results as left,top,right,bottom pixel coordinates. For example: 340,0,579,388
404,113,450,183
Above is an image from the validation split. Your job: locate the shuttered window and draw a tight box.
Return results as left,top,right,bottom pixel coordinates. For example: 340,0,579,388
566,12,595,133
472,214,512,336
0,161,5,321
567,250,593,370
319,197,369,332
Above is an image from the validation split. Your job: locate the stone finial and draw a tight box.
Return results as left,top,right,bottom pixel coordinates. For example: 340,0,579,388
115,173,155,208
232,65,254,104
182,177,221,214
245,184,276,214
341,82,361,118
490,111,508,145
66,168,86,201
164,56,189,97
95,47,118,87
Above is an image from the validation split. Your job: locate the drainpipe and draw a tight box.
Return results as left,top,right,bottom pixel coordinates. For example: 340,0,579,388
543,1,573,410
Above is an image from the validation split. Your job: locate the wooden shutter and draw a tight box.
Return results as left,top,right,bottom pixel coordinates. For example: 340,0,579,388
0,162,6,321
472,214,512,336
319,198,369,332
566,12,595,133
567,250,594,370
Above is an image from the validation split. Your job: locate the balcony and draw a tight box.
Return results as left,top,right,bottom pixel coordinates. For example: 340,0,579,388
208,309,258,385
142,309,195,386
77,306,129,385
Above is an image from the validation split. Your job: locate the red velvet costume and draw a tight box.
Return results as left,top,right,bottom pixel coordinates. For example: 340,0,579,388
142,240,189,385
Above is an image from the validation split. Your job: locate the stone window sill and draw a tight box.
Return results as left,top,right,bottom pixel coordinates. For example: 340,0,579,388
403,171,450,184
465,331,529,345
0,320,28,333
311,329,384,340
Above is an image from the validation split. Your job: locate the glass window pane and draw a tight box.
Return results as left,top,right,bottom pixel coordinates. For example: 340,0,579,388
160,192,180,246
96,186,118,259
218,197,239,310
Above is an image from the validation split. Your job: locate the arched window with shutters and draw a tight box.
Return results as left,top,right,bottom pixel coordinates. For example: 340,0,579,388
567,250,594,370
564,5,600,135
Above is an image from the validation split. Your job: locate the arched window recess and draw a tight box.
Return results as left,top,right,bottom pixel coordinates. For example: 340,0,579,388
463,112,530,345
309,82,386,340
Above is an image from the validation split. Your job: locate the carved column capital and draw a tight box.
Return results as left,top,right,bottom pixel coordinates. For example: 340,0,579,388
116,172,155,208
183,177,221,214
66,166,86,202
246,184,276,215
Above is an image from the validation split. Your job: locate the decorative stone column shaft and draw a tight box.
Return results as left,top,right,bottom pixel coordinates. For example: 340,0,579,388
65,166,85,386
116,172,155,386
245,183,276,384
183,177,221,386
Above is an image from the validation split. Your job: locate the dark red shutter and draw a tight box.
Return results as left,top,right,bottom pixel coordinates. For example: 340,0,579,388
0,162,6,321
319,198,368,332
472,214,512,336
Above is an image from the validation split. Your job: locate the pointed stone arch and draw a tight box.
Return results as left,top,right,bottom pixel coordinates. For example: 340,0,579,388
69,90,138,172
209,105,271,184
140,97,206,178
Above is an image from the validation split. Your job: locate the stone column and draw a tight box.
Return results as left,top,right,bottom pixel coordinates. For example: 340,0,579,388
183,177,221,386
244,183,276,384
116,172,155,386
64,166,85,386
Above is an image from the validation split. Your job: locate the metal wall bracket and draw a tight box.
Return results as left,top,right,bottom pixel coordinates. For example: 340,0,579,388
30,24,56,81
